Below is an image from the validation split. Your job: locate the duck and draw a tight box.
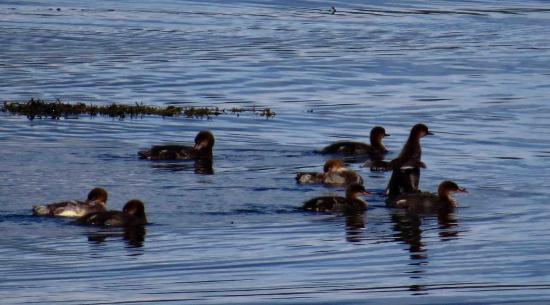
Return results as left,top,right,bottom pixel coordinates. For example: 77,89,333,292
76,199,147,227
387,180,467,212
138,130,214,161
32,187,108,217
302,183,371,213
296,159,364,186
386,123,433,197
318,126,390,159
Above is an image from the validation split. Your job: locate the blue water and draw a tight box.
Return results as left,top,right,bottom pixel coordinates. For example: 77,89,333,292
1,0,550,304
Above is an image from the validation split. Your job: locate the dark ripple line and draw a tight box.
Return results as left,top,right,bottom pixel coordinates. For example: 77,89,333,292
73,282,550,305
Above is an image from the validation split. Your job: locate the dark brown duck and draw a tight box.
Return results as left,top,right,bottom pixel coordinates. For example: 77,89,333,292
318,126,390,159
387,180,468,212
32,187,108,217
138,130,214,161
76,199,147,227
302,183,371,213
296,159,364,186
386,123,433,197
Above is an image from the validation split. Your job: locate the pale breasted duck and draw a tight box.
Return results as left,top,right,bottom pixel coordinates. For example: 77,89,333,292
138,130,214,161
76,199,147,227
386,124,433,197
387,181,467,212
318,126,390,159
296,159,364,186
302,183,371,213
32,187,108,217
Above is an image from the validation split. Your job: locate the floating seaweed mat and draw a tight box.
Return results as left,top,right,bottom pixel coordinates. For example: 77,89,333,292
1,99,276,120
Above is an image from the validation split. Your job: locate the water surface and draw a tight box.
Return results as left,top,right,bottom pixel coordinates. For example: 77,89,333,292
1,0,550,304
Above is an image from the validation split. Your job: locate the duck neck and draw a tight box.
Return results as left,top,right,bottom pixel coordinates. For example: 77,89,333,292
399,135,421,162
438,189,457,206
370,135,386,152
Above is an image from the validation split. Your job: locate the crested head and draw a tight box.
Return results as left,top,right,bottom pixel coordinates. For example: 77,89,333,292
194,130,215,151
87,187,108,204
123,199,146,218
323,159,345,173
410,123,433,138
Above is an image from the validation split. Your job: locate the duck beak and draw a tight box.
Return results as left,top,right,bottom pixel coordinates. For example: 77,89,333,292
426,131,434,136
361,191,372,195
384,133,390,137
457,187,468,193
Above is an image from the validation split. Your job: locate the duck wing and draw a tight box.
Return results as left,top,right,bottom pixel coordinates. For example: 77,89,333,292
391,192,440,211
138,144,195,160
76,211,126,226
303,196,347,212
319,141,373,155
296,172,324,184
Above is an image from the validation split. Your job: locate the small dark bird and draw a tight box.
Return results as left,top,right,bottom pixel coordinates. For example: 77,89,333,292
296,159,364,186
138,130,214,161
387,180,468,213
302,183,370,213
386,124,433,197
76,199,147,227
330,6,336,14
32,187,108,217
318,126,390,160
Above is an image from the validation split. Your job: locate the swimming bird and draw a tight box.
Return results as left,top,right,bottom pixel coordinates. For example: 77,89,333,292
32,187,108,217
318,126,390,160
76,199,147,227
387,180,468,212
296,159,364,186
302,183,370,213
386,123,433,197
138,130,214,161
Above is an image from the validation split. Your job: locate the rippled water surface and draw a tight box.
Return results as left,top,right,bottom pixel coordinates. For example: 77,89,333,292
2,0,550,304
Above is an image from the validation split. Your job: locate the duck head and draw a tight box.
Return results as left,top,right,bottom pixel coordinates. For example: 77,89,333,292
410,123,433,139
370,126,390,149
438,180,468,205
123,199,147,220
87,187,108,206
323,159,346,173
193,130,215,152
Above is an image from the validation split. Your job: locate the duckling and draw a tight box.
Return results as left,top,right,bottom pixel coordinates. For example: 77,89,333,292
76,199,147,227
32,187,108,217
318,126,390,160
386,124,433,197
296,159,363,186
387,180,467,212
138,130,214,161
302,183,371,213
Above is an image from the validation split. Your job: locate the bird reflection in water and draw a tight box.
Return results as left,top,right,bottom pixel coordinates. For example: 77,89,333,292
345,214,366,243
149,159,214,175
87,226,146,248
390,210,426,260
390,209,460,295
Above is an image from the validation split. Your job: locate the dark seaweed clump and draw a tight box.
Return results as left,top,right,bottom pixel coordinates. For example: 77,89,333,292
1,99,276,120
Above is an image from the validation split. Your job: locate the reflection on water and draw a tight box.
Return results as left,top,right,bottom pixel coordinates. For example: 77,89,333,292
391,210,426,260
87,226,147,248
149,159,214,175
345,214,365,243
